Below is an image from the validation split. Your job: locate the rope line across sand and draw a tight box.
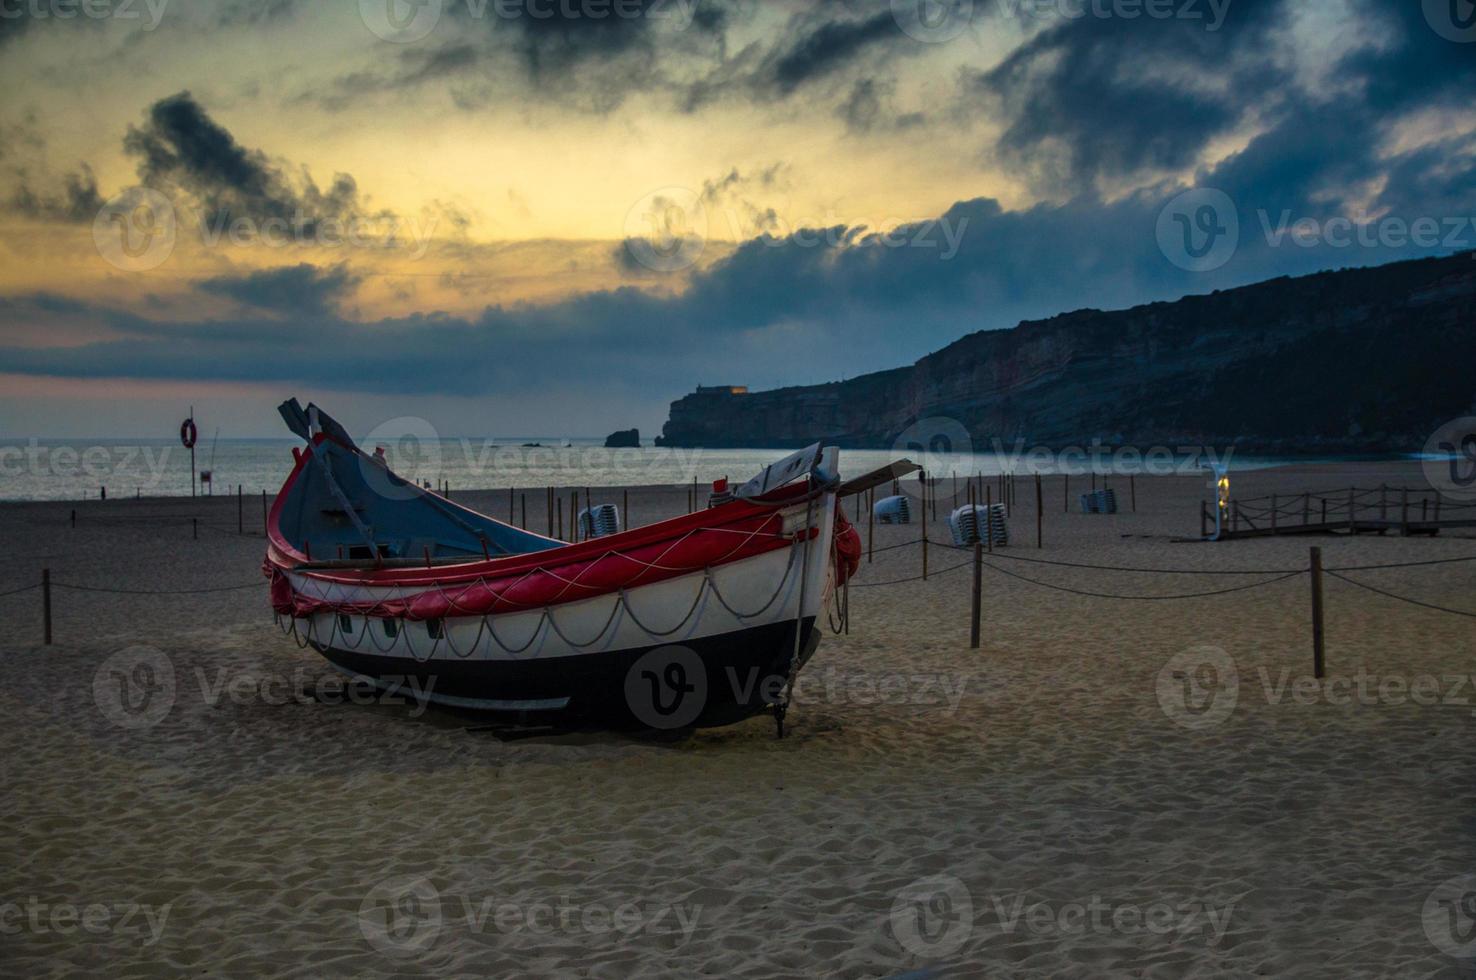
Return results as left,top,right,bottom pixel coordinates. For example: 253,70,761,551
1325,570,1476,619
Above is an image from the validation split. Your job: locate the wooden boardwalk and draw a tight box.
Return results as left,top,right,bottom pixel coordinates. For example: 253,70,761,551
1204,486,1476,540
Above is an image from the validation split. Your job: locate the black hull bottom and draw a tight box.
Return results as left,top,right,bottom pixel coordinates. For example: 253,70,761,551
312,618,820,730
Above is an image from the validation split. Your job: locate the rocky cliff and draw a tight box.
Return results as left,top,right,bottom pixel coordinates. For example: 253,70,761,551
656,251,1476,454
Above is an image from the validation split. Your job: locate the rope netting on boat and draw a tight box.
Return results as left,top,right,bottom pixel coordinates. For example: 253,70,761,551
273,542,814,661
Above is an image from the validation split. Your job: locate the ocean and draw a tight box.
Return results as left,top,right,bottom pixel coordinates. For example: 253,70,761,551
0,436,1345,502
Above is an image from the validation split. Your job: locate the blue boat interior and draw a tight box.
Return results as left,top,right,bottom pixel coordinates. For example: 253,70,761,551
276,400,562,565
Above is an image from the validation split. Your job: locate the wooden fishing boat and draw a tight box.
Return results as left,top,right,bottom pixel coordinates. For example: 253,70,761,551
264,400,885,733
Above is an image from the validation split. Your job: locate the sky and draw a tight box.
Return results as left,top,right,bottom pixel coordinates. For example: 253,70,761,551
0,0,1473,439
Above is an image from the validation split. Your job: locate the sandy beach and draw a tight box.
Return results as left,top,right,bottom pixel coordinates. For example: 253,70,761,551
2,460,1474,978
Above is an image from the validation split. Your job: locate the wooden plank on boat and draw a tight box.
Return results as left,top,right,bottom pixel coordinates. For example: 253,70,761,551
837,459,922,498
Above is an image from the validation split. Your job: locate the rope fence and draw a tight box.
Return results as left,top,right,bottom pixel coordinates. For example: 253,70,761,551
8,505,1475,679
837,533,1476,670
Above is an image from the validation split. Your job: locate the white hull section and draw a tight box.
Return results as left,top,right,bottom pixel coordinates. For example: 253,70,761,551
283,494,839,666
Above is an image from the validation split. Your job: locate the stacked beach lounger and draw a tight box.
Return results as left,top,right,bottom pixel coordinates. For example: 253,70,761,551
1079,489,1118,514
873,495,914,525
948,504,1007,547
578,504,622,539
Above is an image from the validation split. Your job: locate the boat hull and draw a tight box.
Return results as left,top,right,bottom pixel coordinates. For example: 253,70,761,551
310,616,820,728
263,416,858,731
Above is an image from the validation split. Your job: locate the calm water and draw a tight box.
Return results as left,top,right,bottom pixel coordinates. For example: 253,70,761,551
0,436,1341,502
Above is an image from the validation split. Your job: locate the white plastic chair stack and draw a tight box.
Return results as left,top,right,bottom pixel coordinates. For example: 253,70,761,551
948,504,1007,547
1079,489,1118,515
578,504,621,539
874,495,913,525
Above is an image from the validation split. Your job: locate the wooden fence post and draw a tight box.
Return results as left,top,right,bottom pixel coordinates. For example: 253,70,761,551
509,487,515,523
1035,473,1043,549
238,484,243,534
1310,546,1325,680
921,516,928,580
1271,494,1278,532
521,493,527,530
192,517,198,540
986,485,994,554
262,490,268,534
1400,487,1409,536
1063,473,1069,513
70,509,76,529
970,542,982,649
42,568,52,646
624,488,629,531
867,486,874,563
1130,474,1136,513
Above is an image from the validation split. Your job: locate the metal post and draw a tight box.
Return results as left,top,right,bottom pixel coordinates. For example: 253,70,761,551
1310,546,1325,680
42,568,52,646
969,543,982,649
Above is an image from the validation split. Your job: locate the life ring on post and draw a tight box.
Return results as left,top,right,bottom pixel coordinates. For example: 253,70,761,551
180,418,197,449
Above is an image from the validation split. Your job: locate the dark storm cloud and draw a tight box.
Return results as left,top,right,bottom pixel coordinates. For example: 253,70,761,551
197,263,362,317
123,91,384,229
974,0,1292,189
762,10,896,95
4,164,103,223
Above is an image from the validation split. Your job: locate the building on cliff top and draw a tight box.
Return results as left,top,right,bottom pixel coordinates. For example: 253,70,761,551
695,385,749,395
